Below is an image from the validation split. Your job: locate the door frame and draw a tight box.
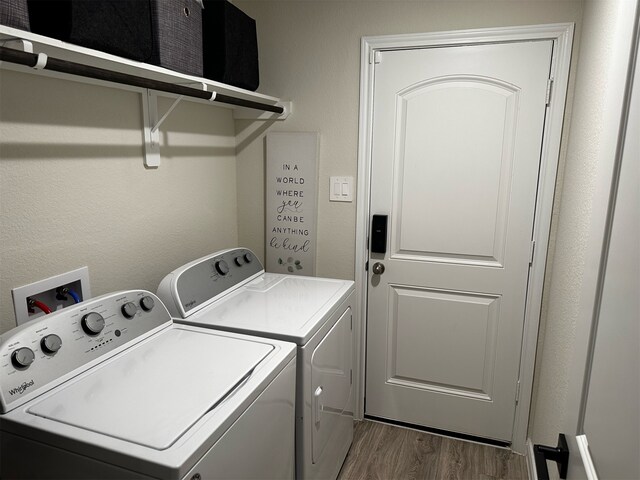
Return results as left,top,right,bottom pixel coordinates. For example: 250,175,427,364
354,23,574,454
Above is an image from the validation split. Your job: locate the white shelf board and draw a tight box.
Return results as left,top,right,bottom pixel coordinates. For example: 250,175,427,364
0,24,289,119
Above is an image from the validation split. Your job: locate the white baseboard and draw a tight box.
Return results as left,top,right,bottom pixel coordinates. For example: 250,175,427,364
526,438,538,480
576,435,599,480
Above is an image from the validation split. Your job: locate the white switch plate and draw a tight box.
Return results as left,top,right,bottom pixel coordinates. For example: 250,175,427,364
329,176,354,202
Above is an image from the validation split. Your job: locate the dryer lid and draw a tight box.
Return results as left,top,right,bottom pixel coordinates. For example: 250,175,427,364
27,327,273,450
185,275,353,344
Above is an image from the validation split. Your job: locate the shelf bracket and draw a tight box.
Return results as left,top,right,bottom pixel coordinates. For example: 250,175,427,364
0,37,33,53
142,90,161,168
141,83,206,168
151,95,183,134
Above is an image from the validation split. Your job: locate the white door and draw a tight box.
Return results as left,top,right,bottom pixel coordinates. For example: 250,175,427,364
365,41,553,441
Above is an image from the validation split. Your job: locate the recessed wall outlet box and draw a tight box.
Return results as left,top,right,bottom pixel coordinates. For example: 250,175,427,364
329,176,354,202
12,267,91,326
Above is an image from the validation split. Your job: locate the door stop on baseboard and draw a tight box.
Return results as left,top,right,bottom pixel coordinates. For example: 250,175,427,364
534,433,569,480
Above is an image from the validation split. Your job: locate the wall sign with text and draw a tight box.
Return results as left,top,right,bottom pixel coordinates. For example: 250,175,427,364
265,132,318,275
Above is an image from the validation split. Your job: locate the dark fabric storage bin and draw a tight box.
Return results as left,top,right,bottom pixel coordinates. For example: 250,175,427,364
27,0,203,77
0,0,31,31
150,0,203,76
202,0,259,91
28,1,153,62
27,1,73,42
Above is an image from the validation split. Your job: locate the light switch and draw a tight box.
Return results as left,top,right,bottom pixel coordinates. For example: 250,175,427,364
330,176,354,202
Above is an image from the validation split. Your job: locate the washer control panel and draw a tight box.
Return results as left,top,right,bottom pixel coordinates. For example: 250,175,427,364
0,290,171,413
158,248,264,318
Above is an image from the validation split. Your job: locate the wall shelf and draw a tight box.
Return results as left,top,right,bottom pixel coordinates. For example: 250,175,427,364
0,24,291,167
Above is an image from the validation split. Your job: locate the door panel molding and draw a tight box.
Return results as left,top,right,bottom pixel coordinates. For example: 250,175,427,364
391,75,519,267
354,23,574,453
385,285,500,400
389,251,504,268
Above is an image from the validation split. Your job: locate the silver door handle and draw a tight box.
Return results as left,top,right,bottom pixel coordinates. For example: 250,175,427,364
314,386,323,425
372,262,385,275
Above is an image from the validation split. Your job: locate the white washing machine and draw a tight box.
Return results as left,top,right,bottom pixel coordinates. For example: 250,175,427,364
0,290,296,479
157,248,355,480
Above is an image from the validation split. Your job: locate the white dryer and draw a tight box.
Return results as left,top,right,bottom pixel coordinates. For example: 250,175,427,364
0,290,296,479
157,248,355,480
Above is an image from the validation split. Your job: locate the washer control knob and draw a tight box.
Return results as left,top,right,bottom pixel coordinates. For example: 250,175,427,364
121,302,138,319
234,256,245,267
41,334,62,354
82,312,105,336
140,296,155,312
215,260,230,276
243,252,253,264
12,347,35,369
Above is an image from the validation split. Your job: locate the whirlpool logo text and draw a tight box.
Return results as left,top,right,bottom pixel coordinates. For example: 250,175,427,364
8,380,35,396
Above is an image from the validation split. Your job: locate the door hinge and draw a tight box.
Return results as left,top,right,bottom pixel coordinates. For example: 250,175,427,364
350,369,353,385
545,78,554,106
365,260,369,271
369,50,382,64
529,240,536,266
350,315,353,331
515,380,521,405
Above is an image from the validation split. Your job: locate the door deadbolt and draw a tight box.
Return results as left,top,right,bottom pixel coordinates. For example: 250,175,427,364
372,262,385,275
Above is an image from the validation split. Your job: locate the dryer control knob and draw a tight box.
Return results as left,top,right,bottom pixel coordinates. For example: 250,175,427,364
234,256,245,267
41,334,62,354
140,296,155,312
243,252,253,264
11,347,35,369
82,312,105,336
215,260,230,276
121,302,138,319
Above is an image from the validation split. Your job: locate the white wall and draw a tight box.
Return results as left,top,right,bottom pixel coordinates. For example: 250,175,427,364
234,0,584,281
0,71,239,334
531,0,640,446
234,0,583,444
1,0,620,451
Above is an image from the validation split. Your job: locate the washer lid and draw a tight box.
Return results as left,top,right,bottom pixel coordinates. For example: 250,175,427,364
184,274,353,344
27,327,273,450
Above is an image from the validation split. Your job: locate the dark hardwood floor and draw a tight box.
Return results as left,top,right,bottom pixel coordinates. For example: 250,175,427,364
337,420,529,480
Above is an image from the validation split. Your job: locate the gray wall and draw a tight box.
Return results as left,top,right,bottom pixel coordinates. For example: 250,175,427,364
531,0,640,446
234,0,584,445
0,72,239,334
2,0,621,450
